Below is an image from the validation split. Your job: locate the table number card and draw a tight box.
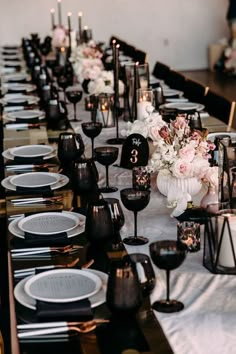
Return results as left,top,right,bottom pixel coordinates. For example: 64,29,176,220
119,133,149,169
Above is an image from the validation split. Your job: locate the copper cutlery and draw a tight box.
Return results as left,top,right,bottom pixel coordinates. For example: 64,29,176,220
11,245,83,258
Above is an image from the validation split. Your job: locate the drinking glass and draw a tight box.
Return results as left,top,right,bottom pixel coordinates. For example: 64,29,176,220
57,132,84,164
85,198,114,244
104,198,125,245
123,253,155,297
149,240,187,313
106,262,143,316
81,122,103,158
66,86,83,122
72,158,99,210
120,188,150,245
94,146,119,193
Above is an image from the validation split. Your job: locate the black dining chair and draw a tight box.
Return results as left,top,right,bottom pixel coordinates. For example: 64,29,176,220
133,49,147,64
165,70,186,90
152,61,170,81
203,89,236,128
183,79,209,103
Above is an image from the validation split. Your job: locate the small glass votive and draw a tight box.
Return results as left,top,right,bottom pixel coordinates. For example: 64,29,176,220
136,88,154,120
177,221,200,252
132,166,151,191
84,95,98,111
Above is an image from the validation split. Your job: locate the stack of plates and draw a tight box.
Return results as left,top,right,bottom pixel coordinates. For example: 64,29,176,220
9,211,86,239
3,110,45,122
1,94,40,106
160,101,205,112
14,268,108,310
2,83,36,93
2,144,56,160
1,172,69,192
163,88,184,97
2,72,30,83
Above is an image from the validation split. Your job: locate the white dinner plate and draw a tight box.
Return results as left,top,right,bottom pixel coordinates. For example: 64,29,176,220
1,94,39,106
10,172,60,189
2,72,29,82
163,89,184,97
161,102,205,112
165,98,189,103
0,60,23,67
2,148,56,161
1,173,69,192
8,212,86,239
3,110,45,122
14,269,107,310
9,144,54,158
18,211,80,235
24,269,102,303
2,83,36,93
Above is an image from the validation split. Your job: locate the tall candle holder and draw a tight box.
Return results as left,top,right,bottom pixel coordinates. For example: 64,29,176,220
78,11,83,43
137,88,154,120
204,207,236,274
107,43,125,145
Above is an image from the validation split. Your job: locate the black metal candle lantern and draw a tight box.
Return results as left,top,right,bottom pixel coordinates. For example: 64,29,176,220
203,207,236,274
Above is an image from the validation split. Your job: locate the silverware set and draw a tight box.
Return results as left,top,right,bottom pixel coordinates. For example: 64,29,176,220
10,195,63,206
6,164,58,172
17,319,110,338
11,245,83,258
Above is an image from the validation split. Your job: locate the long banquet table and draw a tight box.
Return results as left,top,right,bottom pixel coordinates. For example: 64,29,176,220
1,47,236,354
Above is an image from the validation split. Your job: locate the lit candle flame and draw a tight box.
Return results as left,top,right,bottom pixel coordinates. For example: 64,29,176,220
57,0,61,3
61,47,65,53
50,8,55,13
68,12,72,17
78,11,83,17
84,25,88,30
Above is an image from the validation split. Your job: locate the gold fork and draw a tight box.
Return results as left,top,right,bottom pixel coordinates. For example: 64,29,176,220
11,245,83,257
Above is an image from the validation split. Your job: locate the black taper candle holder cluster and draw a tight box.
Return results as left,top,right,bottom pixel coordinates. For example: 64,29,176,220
107,41,125,145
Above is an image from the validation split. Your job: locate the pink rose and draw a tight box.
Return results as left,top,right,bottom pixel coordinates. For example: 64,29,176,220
171,116,188,130
159,126,171,143
179,145,195,162
172,159,192,178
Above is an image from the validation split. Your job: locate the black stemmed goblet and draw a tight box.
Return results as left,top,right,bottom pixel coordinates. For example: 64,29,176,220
123,253,156,298
120,188,150,246
81,122,103,158
57,75,70,102
94,146,119,193
149,240,187,313
66,87,83,122
104,198,125,246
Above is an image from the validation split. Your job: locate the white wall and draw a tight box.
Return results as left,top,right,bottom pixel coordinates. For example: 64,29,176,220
0,0,229,70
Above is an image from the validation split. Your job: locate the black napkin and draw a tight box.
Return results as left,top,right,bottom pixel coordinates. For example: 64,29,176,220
5,100,28,107
8,89,27,94
4,64,21,69
24,231,69,247
13,156,45,164
36,298,93,322
96,316,149,354
15,185,53,196
15,117,39,123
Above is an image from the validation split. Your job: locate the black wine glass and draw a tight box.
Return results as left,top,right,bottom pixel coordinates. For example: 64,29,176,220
72,158,99,210
57,132,84,176
57,75,70,102
106,262,143,316
104,198,125,246
81,122,103,158
149,240,187,313
94,146,119,193
66,87,83,122
123,253,156,298
120,188,150,245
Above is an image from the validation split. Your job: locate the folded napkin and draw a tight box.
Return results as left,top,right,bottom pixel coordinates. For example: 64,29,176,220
24,231,69,247
15,185,53,196
36,298,93,322
5,100,28,107
15,117,39,123
7,89,27,94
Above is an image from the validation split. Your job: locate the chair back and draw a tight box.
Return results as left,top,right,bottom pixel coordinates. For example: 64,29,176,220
152,61,170,80
203,89,236,129
165,70,186,91
184,79,209,103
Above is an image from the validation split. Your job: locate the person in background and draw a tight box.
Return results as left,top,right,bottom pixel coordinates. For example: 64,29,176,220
227,0,236,44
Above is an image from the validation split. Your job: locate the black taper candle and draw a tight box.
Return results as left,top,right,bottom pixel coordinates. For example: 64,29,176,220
133,61,139,121
57,0,62,26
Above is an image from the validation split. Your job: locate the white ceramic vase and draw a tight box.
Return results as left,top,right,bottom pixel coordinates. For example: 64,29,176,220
156,171,202,197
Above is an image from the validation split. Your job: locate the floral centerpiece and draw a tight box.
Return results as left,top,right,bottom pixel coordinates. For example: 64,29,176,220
70,40,104,83
122,108,217,216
